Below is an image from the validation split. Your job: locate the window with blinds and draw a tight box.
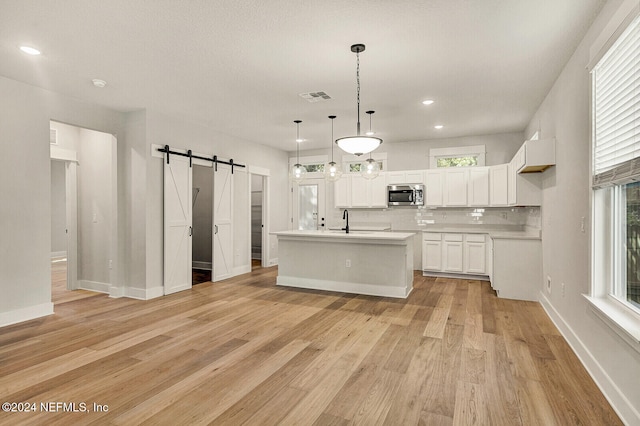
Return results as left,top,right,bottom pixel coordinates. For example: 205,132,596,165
592,13,640,188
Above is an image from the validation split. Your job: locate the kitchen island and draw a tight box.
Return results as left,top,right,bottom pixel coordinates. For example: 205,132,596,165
272,230,415,298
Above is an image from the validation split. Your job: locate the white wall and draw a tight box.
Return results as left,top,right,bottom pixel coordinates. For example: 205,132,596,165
77,128,115,288
0,76,124,326
50,160,66,255
525,0,640,423
297,131,524,170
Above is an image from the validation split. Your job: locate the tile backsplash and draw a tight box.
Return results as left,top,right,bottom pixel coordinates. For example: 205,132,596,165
328,206,541,231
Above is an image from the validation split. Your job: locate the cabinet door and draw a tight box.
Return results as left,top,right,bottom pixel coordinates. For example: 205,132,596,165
489,164,509,206
405,170,425,184
444,169,468,206
370,176,388,207
465,242,486,274
422,240,442,271
468,167,489,206
350,175,369,207
507,161,517,205
425,170,443,206
443,236,464,272
334,175,350,208
386,171,406,185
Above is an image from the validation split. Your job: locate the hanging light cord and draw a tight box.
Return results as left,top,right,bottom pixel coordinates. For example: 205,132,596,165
331,117,335,162
356,49,361,136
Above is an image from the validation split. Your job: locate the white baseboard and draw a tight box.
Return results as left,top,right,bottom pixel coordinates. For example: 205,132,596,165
109,286,124,298
78,280,110,294
192,261,212,270
0,302,54,328
122,286,164,300
277,276,411,299
269,258,278,266
51,251,67,258
539,292,640,425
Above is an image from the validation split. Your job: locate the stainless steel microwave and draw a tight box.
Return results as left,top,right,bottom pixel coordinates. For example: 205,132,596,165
387,184,424,206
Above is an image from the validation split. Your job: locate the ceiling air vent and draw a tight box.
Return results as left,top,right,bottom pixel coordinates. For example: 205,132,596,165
50,128,58,145
299,91,332,103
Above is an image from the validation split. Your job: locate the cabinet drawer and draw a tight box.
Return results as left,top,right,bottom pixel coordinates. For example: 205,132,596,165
465,234,486,243
443,233,463,242
423,232,442,241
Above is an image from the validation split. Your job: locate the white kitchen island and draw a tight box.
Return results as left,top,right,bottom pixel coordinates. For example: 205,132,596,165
272,230,415,298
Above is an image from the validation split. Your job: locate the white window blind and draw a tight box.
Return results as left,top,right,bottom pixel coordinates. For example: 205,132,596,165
593,13,640,188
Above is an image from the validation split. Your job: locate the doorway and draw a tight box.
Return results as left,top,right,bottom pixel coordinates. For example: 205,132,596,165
49,121,117,300
293,179,326,231
192,164,213,284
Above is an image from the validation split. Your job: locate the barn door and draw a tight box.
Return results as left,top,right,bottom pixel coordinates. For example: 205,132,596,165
213,164,233,281
163,154,193,294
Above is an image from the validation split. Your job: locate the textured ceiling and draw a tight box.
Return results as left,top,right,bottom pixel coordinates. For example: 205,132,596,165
0,0,605,151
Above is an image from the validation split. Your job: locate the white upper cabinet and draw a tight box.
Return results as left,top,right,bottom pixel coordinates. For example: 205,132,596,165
517,138,556,173
425,169,443,206
334,175,351,208
489,164,509,206
444,169,468,206
334,173,387,209
386,170,425,185
467,167,489,206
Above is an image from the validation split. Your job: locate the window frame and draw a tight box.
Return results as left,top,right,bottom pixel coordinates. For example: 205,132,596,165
588,2,640,354
429,145,486,169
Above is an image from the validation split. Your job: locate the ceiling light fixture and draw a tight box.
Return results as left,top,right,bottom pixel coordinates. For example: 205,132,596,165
434,125,444,129
335,44,382,156
361,111,381,179
365,110,375,136
20,46,41,55
422,99,434,105
92,79,107,88
324,115,342,182
290,120,306,183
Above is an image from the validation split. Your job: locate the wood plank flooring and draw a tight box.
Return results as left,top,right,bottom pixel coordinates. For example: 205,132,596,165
0,260,621,425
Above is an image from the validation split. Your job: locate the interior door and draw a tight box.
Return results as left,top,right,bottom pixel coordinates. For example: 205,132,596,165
163,154,193,295
294,179,325,230
213,163,233,281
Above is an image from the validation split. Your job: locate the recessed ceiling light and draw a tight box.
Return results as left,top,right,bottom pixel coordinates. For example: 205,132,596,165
20,46,41,55
434,125,444,129
92,79,107,88
422,100,434,105
365,131,375,136
296,138,304,143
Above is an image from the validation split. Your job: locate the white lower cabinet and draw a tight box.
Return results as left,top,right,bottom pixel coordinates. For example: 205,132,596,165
443,234,464,272
422,232,487,277
422,233,442,271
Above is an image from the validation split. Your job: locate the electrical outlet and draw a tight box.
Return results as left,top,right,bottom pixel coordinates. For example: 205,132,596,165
580,216,586,233
546,275,552,294
346,259,351,268
561,282,566,297
108,259,113,269
93,213,98,223
501,212,508,220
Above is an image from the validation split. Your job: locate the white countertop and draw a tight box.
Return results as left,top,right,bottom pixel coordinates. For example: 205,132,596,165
272,230,415,241
420,225,541,240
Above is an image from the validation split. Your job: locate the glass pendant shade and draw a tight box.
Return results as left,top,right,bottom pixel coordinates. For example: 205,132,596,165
291,163,306,183
361,157,380,180
324,160,342,182
336,136,382,156
291,119,306,183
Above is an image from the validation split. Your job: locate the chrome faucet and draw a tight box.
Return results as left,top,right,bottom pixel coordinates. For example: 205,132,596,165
342,209,350,234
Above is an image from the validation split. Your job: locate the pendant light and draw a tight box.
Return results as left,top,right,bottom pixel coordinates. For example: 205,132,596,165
335,44,383,156
324,115,343,182
361,110,380,179
290,120,306,183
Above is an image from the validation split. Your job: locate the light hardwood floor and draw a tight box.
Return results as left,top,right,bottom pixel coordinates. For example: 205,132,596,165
0,260,621,425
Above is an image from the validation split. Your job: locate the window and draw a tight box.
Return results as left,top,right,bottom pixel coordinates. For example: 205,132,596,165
289,155,328,176
590,8,640,350
342,153,387,173
429,145,485,168
436,156,478,168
